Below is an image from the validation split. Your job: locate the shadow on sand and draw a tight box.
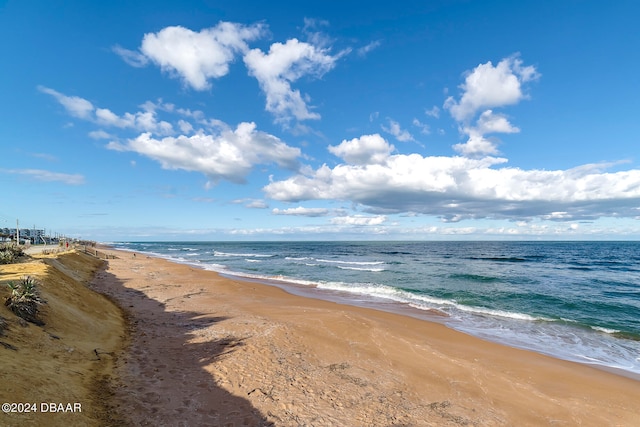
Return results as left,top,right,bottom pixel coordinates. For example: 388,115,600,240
90,261,273,426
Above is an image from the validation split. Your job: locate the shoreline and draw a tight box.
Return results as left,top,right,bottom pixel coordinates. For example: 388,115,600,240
113,244,640,381
94,246,640,425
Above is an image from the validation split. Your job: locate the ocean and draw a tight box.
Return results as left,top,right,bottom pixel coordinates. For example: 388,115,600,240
111,240,640,377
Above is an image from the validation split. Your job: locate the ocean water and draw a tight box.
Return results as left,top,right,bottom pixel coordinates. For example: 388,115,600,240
112,241,640,376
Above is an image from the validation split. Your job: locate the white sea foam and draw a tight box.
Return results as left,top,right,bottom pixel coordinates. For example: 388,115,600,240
337,266,385,272
452,305,543,321
204,265,319,287
316,259,385,266
200,263,228,272
591,326,620,334
214,251,273,258
315,281,418,306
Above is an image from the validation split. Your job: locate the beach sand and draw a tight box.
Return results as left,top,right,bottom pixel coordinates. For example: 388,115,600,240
2,248,640,426
96,248,640,426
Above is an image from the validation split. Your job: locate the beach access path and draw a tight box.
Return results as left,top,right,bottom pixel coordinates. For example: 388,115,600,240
22,244,51,255
93,247,640,426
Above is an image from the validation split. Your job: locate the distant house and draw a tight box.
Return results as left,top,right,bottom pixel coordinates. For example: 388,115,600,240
0,228,46,244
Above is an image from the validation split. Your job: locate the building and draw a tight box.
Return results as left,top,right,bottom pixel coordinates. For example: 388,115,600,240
0,228,46,244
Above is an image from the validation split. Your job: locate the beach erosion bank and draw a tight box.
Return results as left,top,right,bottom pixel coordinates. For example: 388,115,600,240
0,250,125,426
1,249,640,426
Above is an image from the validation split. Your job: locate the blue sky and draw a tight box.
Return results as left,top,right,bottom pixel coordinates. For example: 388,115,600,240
2,0,640,241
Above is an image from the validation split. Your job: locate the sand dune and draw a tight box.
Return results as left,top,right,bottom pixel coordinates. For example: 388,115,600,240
0,251,125,426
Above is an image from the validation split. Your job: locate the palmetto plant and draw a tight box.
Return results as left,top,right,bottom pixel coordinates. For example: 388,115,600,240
0,243,24,265
5,276,44,325
0,250,13,264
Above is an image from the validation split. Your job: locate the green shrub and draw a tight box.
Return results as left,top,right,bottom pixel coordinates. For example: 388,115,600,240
0,244,24,265
5,276,45,326
0,250,13,264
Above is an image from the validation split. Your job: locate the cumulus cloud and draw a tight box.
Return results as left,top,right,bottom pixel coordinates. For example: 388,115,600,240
381,119,414,142
445,55,539,122
108,122,300,185
474,110,520,134
452,134,499,156
2,168,84,185
263,145,640,222
244,38,341,124
40,86,305,186
116,22,265,90
116,21,343,122
445,55,539,156
328,134,394,165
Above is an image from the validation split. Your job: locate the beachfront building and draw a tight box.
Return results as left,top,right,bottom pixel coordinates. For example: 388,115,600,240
0,229,12,242
0,228,46,244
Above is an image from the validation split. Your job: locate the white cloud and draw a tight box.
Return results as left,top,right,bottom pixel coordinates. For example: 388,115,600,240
330,215,386,226
328,134,394,165
244,199,269,209
474,110,520,134
111,45,149,67
452,134,499,156
381,119,414,142
39,86,306,186
302,18,332,47
412,118,430,135
109,122,300,185
88,130,114,140
40,87,174,135
2,168,84,185
96,108,174,134
444,55,539,122
264,144,640,222
117,22,265,90
357,40,381,57
272,206,330,217
444,55,538,156
425,106,440,118
37,86,94,119
454,110,520,156
244,38,341,124
29,152,58,162
177,120,193,134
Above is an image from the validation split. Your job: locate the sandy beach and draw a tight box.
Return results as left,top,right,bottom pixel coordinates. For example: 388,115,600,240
2,248,640,426
96,248,640,426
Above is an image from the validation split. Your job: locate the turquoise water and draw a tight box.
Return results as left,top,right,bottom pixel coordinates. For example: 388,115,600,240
112,241,640,376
